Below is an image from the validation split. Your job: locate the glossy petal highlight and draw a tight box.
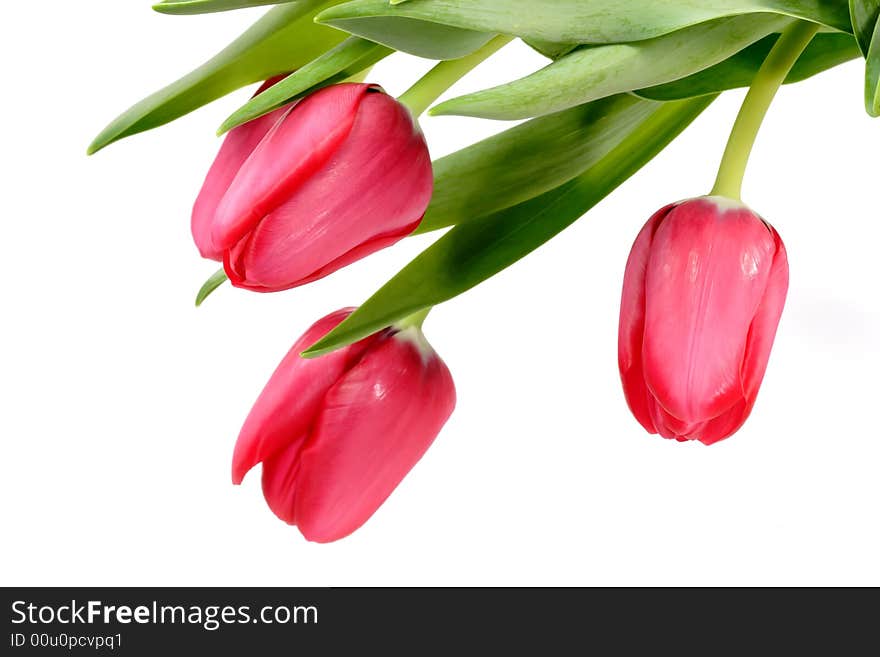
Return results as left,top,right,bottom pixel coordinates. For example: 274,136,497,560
191,76,290,260
295,328,456,542
618,196,788,445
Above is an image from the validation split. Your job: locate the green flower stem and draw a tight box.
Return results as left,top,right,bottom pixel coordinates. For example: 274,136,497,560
345,66,372,83
398,35,514,118
711,20,819,200
394,306,432,330
368,40,515,330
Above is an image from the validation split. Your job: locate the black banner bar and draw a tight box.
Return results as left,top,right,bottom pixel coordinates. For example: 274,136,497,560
1,588,874,654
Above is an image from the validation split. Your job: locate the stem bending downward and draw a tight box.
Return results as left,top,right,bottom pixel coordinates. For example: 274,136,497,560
711,20,819,200
398,36,514,118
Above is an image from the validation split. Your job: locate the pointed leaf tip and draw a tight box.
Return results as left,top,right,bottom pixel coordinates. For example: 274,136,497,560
152,1,294,16
195,268,229,307
429,14,786,120
218,37,392,135
88,3,344,153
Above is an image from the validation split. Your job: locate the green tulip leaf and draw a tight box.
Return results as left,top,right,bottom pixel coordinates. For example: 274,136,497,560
421,94,660,233
865,21,880,115
851,1,880,115
849,0,880,54
195,269,229,307
219,37,393,134
522,38,578,60
88,1,345,154
637,32,860,101
303,94,714,357
431,14,786,120
315,3,493,59
153,0,297,15
316,0,851,47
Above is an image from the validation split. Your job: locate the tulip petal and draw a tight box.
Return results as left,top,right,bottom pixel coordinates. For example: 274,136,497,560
697,398,752,445
212,83,373,252
260,435,305,525
648,393,752,444
293,328,455,543
192,77,289,260
224,88,432,291
642,197,777,424
231,308,377,484
618,204,675,435
647,398,704,441
741,224,789,401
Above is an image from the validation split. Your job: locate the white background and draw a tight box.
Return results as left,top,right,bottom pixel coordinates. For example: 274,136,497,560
1,3,878,586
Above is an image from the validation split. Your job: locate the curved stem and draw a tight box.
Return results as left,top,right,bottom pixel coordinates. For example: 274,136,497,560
398,35,514,118
395,306,432,330
711,20,819,200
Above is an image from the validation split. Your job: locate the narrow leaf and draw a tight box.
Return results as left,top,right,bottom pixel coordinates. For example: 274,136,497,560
852,1,880,115
865,18,880,115
303,95,715,357
431,14,786,120
637,33,860,101
153,0,296,15
420,95,660,233
88,1,345,154
316,0,851,47
522,38,578,60
315,6,493,59
219,37,392,134
195,269,229,307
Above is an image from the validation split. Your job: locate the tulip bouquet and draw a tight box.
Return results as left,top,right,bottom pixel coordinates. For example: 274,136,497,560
90,1,879,542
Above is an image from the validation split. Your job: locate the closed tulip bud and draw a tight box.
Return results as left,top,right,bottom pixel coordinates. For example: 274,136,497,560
618,196,788,445
192,82,433,292
233,309,456,542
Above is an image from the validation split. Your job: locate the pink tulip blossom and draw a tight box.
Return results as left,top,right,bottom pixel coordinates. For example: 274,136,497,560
618,196,789,445
233,309,456,542
192,82,433,292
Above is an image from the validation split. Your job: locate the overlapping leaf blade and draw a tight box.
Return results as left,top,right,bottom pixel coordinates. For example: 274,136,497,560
314,13,492,59
303,95,715,357
865,25,880,114
153,0,295,14
420,95,660,233
849,0,880,54
88,1,345,154
430,14,786,120
637,32,860,100
522,39,578,60
851,1,880,115
219,37,392,133
316,0,851,49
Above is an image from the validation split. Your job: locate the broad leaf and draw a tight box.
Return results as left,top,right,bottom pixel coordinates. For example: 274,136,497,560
303,95,715,357
219,37,392,133
317,0,851,47
850,0,880,54
420,95,660,233
637,32,860,100
88,1,345,154
431,14,786,120
153,0,296,14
